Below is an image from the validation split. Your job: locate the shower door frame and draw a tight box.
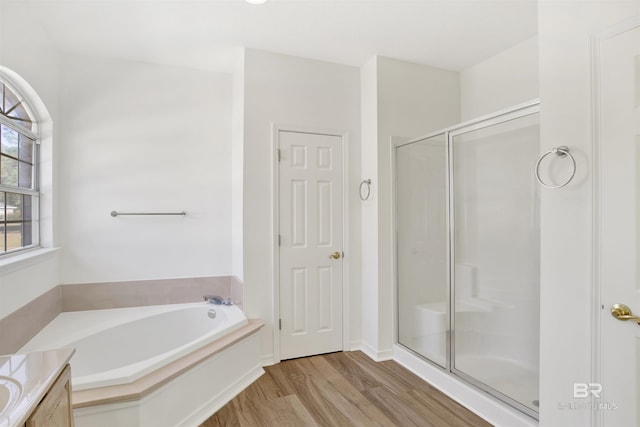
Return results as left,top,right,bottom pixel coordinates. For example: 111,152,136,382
392,99,540,420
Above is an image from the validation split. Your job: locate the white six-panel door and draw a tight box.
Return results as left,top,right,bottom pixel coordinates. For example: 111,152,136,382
278,130,343,360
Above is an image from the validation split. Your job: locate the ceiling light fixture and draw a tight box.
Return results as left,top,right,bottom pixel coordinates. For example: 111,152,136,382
246,0,267,4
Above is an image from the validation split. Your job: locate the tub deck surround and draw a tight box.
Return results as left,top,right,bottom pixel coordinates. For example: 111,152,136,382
72,319,264,408
72,321,264,427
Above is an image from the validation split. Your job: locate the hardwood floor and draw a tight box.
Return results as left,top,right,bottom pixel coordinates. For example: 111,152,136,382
200,351,493,427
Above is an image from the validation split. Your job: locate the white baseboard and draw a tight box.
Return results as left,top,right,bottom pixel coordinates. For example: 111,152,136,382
359,341,393,362
261,353,276,366
349,340,362,351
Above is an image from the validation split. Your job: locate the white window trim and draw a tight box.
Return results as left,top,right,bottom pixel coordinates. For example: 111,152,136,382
0,246,59,276
0,69,50,258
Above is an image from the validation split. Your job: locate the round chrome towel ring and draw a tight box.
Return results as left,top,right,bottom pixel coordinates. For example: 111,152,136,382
359,179,372,201
535,146,576,189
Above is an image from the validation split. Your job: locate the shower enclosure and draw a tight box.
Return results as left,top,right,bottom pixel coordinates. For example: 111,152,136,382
394,101,540,419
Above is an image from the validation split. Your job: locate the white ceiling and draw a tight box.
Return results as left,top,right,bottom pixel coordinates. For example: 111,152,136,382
18,0,538,73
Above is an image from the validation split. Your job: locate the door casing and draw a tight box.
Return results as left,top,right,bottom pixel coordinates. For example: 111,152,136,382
272,124,351,363
591,15,640,427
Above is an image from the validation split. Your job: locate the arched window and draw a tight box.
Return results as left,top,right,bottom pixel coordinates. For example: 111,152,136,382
0,80,40,254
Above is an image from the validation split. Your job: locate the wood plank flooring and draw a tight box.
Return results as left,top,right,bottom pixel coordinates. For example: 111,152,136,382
200,351,493,427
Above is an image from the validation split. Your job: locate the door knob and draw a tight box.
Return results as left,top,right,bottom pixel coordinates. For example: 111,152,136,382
329,251,342,259
610,304,640,325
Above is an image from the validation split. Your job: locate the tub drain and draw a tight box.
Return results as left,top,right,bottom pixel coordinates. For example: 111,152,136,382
208,309,217,319
533,400,539,408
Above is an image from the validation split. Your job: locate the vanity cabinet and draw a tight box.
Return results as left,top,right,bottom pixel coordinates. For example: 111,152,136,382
25,365,73,427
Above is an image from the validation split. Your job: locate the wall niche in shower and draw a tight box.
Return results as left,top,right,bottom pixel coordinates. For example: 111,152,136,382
394,101,540,419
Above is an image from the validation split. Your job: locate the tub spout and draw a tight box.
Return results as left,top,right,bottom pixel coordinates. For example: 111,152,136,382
203,295,233,305
203,295,224,305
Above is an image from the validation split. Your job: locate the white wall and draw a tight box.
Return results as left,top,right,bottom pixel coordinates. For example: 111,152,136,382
0,5,236,312
0,0,61,317
360,57,380,355
460,36,539,121
0,1,3,61
231,53,245,281
0,2,60,129
57,53,233,284
242,49,361,362
361,56,460,359
538,2,638,426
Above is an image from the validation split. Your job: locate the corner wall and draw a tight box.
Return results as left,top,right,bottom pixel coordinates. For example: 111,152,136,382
361,56,460,359
460,36,539,121
242,49,361,362
359,57,379,355
231,53,245,281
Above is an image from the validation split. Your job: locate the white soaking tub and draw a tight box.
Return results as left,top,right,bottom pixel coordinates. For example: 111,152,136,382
21,302,247,390
19,302,264,427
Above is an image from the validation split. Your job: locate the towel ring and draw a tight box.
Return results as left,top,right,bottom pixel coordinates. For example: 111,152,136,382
359,179,372,201
535,146,576,189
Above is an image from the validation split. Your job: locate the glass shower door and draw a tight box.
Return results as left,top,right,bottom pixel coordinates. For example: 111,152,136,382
396,133,448,367
451,112,540,416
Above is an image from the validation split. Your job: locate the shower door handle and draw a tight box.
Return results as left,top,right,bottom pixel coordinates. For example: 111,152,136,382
610,304,640,325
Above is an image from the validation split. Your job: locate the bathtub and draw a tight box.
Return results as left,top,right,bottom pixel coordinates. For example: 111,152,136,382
19,302,264,427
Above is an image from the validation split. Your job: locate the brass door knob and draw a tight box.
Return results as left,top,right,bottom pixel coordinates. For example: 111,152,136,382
611,304,640,325
329,251,341,259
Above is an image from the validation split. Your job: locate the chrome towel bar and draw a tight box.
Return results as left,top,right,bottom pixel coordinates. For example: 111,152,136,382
110,211,187,217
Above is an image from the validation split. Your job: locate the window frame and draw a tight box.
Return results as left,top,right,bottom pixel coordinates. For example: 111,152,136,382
0,84,41,256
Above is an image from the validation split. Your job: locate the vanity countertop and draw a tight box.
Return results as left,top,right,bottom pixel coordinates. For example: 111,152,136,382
0,348,74,427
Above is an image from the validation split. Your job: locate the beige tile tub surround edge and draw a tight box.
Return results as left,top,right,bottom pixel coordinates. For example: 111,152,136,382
230,275,244,310
0,286,62,355
0,276,244,355
73,319,264,408
62,276,243,311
